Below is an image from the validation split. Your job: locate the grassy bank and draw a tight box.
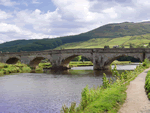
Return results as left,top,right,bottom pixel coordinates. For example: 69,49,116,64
0,62,46,76
61,59,150,113
145,68,150,99
0,62,31,76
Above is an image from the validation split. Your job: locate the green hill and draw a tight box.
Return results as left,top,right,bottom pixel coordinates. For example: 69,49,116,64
1,21,150,52
55,34,150,49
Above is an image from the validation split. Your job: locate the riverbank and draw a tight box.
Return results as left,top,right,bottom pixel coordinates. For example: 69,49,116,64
0,62,44,76
0,62,31,76
61,59,150,113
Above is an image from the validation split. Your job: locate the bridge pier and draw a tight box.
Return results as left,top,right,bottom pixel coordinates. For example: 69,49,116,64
93,64,110,70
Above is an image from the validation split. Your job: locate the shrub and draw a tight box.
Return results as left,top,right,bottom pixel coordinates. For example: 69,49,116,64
22,67,31,73
35,67,43,73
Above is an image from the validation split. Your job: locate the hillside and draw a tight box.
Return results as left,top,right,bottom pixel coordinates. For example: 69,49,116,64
1,21,150,52
55,34,150,49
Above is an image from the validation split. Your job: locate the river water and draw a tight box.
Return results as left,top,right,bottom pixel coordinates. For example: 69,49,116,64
0,64,139,113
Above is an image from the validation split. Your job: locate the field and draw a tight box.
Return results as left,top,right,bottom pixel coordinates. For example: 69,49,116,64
55,34,150,49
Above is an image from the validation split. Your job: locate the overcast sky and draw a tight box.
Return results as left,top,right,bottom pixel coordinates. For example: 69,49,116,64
0,0,149,43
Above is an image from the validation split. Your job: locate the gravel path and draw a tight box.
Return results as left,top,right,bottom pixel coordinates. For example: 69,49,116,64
118,68,150,113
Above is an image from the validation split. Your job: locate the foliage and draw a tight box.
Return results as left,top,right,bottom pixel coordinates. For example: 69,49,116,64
35,66,43,73
72,56,82,61
145,68,150,99
0,62,31,75
69,61,93,67
142,58,150,68
39,62,52,68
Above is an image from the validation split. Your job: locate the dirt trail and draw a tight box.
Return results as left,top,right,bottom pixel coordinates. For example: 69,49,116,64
118,68,150,113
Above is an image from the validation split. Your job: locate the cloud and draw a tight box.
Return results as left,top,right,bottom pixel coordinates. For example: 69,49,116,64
0,9,13,19
0,23,21,32
1,0,150,44
32,0,42,4
0,0,19,6
0,22,56,43
11,0,139,38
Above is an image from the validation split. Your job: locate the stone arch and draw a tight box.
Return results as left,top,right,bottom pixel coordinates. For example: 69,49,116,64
29,56,51,67
103,53,142,67
61,54,93,68
6,57,20,64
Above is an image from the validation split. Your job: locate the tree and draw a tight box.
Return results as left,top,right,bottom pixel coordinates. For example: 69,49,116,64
72,56,82,61
104,45,109,48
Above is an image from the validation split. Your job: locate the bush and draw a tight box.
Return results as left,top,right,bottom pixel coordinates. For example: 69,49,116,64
0,71,4,75
22,67,31,73
35,67,43,73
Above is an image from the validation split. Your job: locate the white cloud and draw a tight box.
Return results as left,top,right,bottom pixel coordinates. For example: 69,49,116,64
1,0,150,44
0,0,19,6
0,9,13,19
0,23,56,42
0,23,21,32
32,0,41,4
14,8,62,32
102,7,118,19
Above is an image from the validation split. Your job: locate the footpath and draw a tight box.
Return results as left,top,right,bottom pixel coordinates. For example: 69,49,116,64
118,68,150,113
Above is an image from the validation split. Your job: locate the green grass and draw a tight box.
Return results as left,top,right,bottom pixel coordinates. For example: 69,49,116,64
144,59,150,99
0,62,32,75
111,60,132,65
69,61,93,67
55,34,150,49
82,83,127,113
39,62,52,68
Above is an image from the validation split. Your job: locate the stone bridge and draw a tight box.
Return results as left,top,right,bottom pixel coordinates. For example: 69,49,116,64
0,48,149,70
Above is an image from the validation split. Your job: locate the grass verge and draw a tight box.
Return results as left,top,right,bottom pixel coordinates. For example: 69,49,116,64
145,68,150,99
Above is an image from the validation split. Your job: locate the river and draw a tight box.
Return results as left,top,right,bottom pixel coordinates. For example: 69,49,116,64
0,64,140,113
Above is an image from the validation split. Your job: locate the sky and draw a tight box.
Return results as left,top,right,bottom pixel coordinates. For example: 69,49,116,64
0,0,150,44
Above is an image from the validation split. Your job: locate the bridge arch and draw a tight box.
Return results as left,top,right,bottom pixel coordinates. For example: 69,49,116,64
103,53,142,67
61,54,93,68
6,57,20,64
29,56,51,67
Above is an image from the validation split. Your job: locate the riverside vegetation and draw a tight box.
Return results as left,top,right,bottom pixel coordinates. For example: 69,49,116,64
0,61,45,76
61,58,150,113
145,62,150,99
